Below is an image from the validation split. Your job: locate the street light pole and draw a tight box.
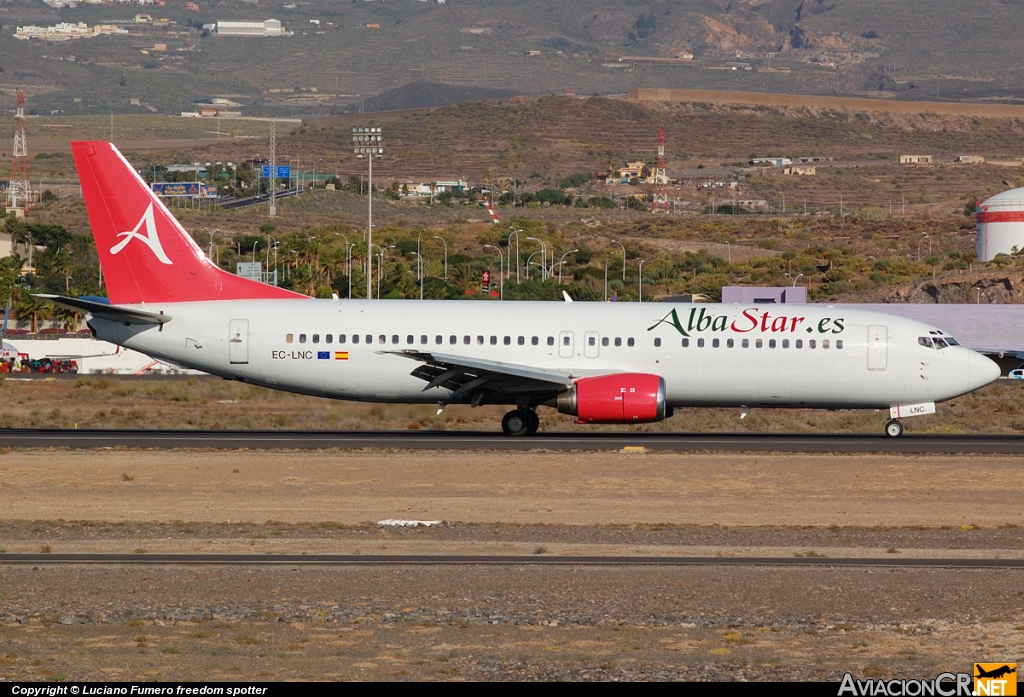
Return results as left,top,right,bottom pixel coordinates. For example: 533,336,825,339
525,251,540,280
526,237,546,280
557,249,577,285
483,244,504,300
611,239,626,282
509,228,522,283
411,252,424,299
433,235,448,280
638,259,646,302
353,127,383,300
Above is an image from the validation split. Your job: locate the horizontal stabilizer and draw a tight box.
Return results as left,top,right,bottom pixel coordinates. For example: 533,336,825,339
36,295,171,326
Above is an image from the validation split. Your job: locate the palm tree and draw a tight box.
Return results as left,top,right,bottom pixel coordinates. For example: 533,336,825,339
13,291,51,334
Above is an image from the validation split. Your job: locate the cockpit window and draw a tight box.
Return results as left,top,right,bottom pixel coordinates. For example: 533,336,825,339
933,337,949,349
918,337,933,348
945,337,960,346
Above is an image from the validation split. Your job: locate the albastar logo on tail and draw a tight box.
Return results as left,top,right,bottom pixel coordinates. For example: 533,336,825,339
110,202,173,265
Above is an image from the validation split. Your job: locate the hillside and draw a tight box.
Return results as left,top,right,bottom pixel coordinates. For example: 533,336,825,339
1,0,1024,118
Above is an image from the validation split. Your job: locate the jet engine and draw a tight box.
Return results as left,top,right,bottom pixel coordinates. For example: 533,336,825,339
556,373,668,424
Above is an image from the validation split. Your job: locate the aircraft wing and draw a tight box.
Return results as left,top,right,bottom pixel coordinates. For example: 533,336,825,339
36,295,171,326
383,350,574,406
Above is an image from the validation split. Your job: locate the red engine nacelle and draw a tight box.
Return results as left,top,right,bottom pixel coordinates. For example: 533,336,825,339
557,373,668,424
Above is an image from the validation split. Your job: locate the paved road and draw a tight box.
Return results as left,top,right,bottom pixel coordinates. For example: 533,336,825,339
2,428,1024,452
2,553,1023,568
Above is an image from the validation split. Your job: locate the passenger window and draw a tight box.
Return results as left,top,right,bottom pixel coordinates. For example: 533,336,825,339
712,338,720,348
589,337,597,346
755,339,763,348
782,339,789,349
477,336,484,345
602,337,609,347
365,335,372,344
463,336,471,345
768,339,776,349
407,335,414,345
504,336,511,345
562,336,570,346
742,339,749,348
727,338,734,348
391,335,399,344
823,339,830,349
531,336,539,346
697,338,705,348
836,340,843,349
614,338,622,347
326,334,333,344
421,335,428,345
436,336,443,345
378,335,385,344
450,336,457,345
299,334,307,344
518,336,525,346
547,337,554,346
490,336,497,345
654,338,661,347
809,339,816,349
312,334,320,344
918,337,933,348
286,333,293,344
627,338,635,347
682,338,689,347
352,334,360,344
339,334,346,344
795,339,803,349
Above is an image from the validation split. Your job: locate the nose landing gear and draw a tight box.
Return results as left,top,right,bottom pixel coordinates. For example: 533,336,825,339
502,408,540,436
884,420,904,438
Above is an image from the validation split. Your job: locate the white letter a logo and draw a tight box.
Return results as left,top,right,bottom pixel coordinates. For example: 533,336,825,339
110,203,173,265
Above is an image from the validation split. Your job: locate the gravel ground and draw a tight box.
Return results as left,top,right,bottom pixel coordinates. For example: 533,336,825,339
2,448,1023,681
1,565,1023,681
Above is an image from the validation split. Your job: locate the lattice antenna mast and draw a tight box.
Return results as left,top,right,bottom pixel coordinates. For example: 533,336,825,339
6,90,31,210
651,127,669,213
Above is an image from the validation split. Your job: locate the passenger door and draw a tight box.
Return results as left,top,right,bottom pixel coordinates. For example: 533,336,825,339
867,325,887,371
228,319,249,364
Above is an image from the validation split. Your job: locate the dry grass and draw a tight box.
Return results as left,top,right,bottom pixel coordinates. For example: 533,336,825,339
0,375,1020,435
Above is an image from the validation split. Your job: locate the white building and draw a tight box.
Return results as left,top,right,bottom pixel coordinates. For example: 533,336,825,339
216,19,288,36
976,187,1024,261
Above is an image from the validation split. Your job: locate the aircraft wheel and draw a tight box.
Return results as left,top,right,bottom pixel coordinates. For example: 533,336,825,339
884,420,904,438
525,409,540,435
501,409,531,437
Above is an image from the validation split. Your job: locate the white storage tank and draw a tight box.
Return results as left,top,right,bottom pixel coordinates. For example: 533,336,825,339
977,187,1024,261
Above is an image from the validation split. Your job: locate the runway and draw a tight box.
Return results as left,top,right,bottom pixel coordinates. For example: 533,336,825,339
2,428,1024,452
2,553,1023,568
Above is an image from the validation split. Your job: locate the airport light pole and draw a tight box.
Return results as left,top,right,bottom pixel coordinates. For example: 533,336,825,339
785,272,803,287
483,244,504,300
638,259,646,302
525,251,541,280
411,252,424,300
433,235,448,280
353,127,383,300
919,232,931,262
335,232,352,298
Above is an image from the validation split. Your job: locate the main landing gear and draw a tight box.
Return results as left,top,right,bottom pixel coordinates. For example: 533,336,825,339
502,408,540,436
884,420,904,438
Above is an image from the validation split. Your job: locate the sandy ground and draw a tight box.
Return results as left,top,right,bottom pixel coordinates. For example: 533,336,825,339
1,449,1021,528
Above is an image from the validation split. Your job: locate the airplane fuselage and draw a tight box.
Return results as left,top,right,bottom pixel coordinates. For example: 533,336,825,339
88,299,995,411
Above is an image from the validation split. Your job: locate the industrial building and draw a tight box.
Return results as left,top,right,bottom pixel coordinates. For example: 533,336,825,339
976,187,1024,261
216,19,288,36
900,155,933,164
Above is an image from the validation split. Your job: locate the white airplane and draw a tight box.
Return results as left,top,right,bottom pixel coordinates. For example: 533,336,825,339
44,141,1000,437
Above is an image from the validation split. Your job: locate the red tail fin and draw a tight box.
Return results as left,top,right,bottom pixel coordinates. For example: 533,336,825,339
72,141,305,304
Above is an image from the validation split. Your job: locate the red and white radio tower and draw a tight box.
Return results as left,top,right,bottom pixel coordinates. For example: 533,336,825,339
651,126,669,213
6,90,31,211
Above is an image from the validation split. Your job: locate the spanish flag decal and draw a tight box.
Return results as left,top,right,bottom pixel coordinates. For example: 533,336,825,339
335,352,349,360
